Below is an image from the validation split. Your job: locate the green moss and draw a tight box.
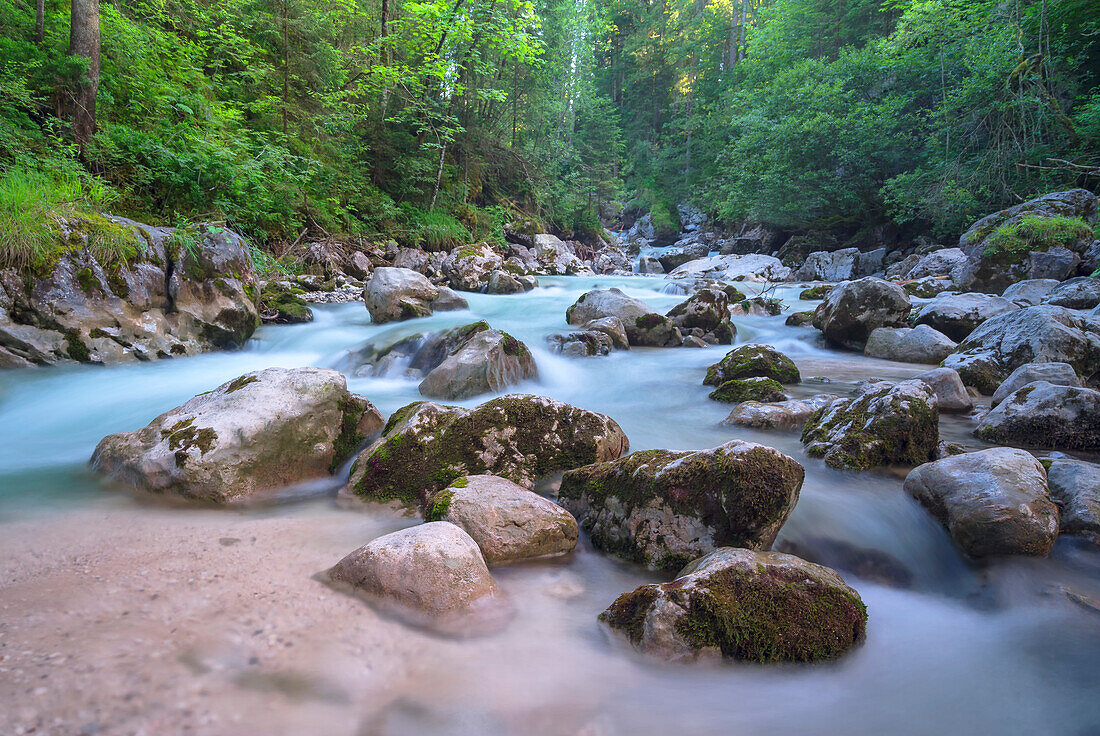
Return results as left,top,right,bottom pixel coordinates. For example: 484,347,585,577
671,566,867,663
88,327,109,339
635,313,666,330
598,585,659,645
708,377,787,404
799,284,831,300
226,375,260,393
330,396,368,472
382,401,425,435
424,488,455,521
64,329,91,362
785,311,814,327
704,345,800,385
501,332,529,357
75,266,99,295
161,416,218,465
983,215,1094,263
449,475,469,488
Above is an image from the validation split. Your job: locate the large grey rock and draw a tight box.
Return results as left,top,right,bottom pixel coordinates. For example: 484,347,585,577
485,269,534,295
593,244,631,274
1002,279,1059,306
721,394,840,430
636,256,665,274
328,522,504,632
666,288,735,344
1046,459,1100,543
904,448,1058,557
906,248,969,280
793,248,859,281
599,548,866,662
1029,247,1081,281
942,306,1100,394
92,368,383,503
583,316,629,349
533,234,592,275
812,277,911,350
666,254,791,283
559,441,803,572
864,325,957,364
1044,277,1100,310
801,380,939,469
975,382,1100,450
0,219,259,367
911,367,973,412
657,241,710,272
343,395,629,509
418,329,537,400
425,475,578,564
566,288,680,347
364,267,442,323
915,292,1020,342
990,362,1081,407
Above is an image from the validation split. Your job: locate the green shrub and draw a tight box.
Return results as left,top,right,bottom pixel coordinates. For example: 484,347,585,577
401,206,471,250
983,215,1095,262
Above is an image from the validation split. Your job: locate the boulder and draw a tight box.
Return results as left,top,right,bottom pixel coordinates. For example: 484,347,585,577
424,475,579,564
721,394,840,430
364,267,441,323
942,306,1100,394
666,288,735,344
559,440,803,572
812,278,911,350
328,522,504,631
704,344,800,385
546,330,613,357
343,395,629,508
418,329,537,400
657,241,710,272
990,362,1081,407
793,248,859,281
258,281,313,324
533,234,592,275
440,244,504,292
785,310,815,327
1029,247,1082,281
0,219,259,367
905,247,969,280
583,317,629,349
666,254,791,283
636,256,665,274
903,448,1059,557
801,380,939,470
91,368,383,503
708,377,787,404
566,288,681,347
915,293,1020,342
485,270,533,295
975,382,1100,450
432,286,470,311
1046,459,1100,543
1081,240,1100,275
599,548,866,662
1044,276,1100,310
911,367,973,412
902,276,957,299
593,244,631,274
344,250,374,280
1002,279,1059,306
799,284,831,300
864,325,957,364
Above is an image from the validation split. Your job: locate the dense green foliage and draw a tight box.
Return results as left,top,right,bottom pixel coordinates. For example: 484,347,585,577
1,0,1097,251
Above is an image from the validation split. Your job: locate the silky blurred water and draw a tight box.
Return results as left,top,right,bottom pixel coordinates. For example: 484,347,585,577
1,274,1099,735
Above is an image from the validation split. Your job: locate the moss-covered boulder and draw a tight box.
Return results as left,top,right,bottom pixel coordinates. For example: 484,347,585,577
418,328,537,400
91,368,383,503
785,310,815,327
812,277,911,350
599,547,867,663
343,394,629,509
942,306,1100,395
799,284,832,300
441,243,505,292
566,288,682,347
708,376,787,404
975,381,1100,450
558,440,803,572
666,288,735,344
259,281,313,324
801,379,939,470
704,343,800,386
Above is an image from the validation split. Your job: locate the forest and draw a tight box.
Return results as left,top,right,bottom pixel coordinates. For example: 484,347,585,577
2,0,1098,259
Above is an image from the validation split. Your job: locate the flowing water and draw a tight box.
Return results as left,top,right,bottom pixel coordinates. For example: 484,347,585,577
1,275,1099,735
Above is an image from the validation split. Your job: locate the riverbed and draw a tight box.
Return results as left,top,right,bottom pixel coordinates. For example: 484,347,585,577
1,275,1098,736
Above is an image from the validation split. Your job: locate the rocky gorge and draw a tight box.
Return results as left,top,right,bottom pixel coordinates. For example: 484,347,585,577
1,191,1099,735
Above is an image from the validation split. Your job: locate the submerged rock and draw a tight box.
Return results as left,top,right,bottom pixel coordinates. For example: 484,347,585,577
864,325,957,364
801,380,939,470
599,547,866,662
812,277,911,350
990,362,1081,407
776,537,912,588
1046,459,1100,544
975,382,1100,450
904,448,1059,558
559,440,803,572
708,376,787,404
546,329,613,357
704,343,800,386
343,394,629,509
328,522,505,632
425,475,579,564
92,368,383,503
721,394,841,430
942,306,1100,394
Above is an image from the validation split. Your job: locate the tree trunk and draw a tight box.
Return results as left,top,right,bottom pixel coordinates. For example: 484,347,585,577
430,138,446,210
282,0,289,138
69,0,100,146
35,0,45,44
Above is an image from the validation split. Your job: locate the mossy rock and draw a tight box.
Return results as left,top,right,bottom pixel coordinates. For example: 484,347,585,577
260,282,314,324
799,284,832,300
600,547,867,663
704,344,800,386
785,311,814,327
709,377,787,404
347,394,629,509
558,440,803,572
